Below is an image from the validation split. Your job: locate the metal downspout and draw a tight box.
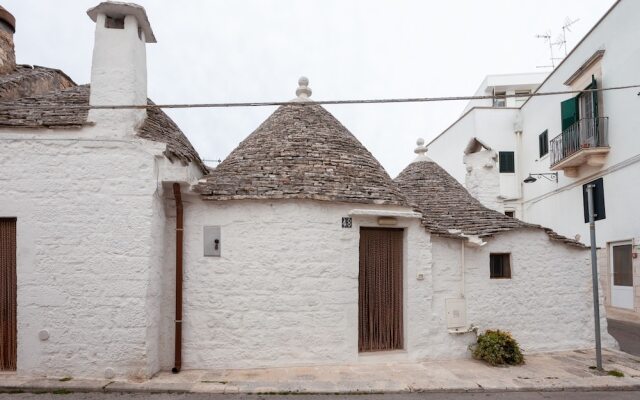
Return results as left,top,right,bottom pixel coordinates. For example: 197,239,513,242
172,183,183,374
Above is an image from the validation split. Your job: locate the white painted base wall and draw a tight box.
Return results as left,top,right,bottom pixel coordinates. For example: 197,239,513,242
0,128,169,380
433,231,616,353
159,198,614,371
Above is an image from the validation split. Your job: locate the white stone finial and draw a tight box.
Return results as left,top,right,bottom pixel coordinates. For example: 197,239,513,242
295,76,312,99
414,138,427,155
413,137,432,163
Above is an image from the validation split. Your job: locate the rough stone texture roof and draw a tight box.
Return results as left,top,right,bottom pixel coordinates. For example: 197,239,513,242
138,99,207,173
0,65,75,102
394,159,586,247
196,103,409,206
0,82,207,173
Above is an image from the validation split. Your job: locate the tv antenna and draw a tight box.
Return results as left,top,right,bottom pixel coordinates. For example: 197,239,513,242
535,31,557,69
555,17,580,56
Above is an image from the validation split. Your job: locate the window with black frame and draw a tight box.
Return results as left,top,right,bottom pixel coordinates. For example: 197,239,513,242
539,130,549,158
490,253,511,279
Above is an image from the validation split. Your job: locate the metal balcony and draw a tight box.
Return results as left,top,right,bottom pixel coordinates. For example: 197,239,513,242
550,117,609,176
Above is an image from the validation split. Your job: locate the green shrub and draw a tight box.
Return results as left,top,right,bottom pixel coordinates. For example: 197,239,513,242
607,369,624,377
471,329,524,366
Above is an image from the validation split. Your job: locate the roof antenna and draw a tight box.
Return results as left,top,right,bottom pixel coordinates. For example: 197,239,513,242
535,31,556,69
555,17,580,56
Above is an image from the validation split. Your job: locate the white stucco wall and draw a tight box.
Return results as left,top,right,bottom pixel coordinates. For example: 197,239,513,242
427,108,521,203
0,126,181,380
432,230,616,353
519,0,640,248
463,149,504,213
163,198,478,369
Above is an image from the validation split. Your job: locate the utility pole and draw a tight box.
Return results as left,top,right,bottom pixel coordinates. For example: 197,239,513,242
586,183,603,371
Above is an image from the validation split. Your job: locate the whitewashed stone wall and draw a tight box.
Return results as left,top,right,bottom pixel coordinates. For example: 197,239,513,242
0,127,172,380
464,149,504,213
432,230,616,353
165,199,450,369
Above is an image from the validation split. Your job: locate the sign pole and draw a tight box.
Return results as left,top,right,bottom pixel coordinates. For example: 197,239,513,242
586,183,603,371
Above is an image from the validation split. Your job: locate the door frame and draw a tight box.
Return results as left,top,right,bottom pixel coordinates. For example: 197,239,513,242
0,217,17,371
609,240,634,310
358,227,405,353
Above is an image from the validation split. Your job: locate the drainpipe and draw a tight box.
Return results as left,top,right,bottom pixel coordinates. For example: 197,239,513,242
514,111,525,217
460,241,465,299
172,183,183,374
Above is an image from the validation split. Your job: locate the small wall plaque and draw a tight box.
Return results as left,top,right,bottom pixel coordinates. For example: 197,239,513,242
342,217,352,229
204,226,221,257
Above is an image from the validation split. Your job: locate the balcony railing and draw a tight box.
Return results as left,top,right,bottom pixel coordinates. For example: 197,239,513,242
550,117,609,167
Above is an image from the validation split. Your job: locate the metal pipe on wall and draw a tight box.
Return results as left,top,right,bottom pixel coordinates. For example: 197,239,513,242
172,183,183,374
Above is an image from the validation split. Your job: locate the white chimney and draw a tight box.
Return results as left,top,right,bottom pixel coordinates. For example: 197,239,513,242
463,138,504,213
86,2,156,129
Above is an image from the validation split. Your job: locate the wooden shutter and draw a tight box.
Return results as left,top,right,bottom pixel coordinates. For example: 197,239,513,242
0,218,17,371
561,96,579,131
539,130,548,158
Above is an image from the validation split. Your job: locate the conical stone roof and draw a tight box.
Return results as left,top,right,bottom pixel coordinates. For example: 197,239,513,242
394,139,585,247
195,78,408,206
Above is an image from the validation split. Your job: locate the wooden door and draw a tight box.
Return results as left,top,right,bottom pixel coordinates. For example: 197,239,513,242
0,218,17,371
358,228,403,352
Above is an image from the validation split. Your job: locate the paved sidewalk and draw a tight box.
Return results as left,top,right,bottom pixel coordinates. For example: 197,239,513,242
1,349,640,394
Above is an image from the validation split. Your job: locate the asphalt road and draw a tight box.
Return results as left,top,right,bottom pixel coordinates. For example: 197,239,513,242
2,392,640,400
608,318,640,356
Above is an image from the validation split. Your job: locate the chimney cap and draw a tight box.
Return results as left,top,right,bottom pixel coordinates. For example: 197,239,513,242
87,1,156,43
0,6,16,33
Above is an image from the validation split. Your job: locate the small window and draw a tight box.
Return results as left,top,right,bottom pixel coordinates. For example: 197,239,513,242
105,16,125,29
490,253,511,279
499,151,515,173
493,91,506,107
539,130,549,158
504,211,515,218
515,90,531,106
612,244,633,287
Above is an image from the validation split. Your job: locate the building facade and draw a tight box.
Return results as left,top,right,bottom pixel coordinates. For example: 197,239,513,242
0,1,618,381
427,0,640,323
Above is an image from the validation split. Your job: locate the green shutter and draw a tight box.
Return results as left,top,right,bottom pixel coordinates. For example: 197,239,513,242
591,75,598,118
499,151,515,173
561,96,579,131
539,130,548,158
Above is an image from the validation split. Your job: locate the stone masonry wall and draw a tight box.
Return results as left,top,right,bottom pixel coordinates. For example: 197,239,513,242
463,149,504,213
0,129,165,380
164,199,442,369
0,29,15,75
431,230,616,353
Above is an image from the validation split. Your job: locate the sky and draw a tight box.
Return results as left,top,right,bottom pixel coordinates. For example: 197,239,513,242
5,0,617,176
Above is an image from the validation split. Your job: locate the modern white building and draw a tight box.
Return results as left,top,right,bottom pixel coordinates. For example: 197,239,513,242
428,0,640,324
0,1,617,381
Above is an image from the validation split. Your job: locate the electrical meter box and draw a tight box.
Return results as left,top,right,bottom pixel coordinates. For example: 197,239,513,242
203,226,221,257
445,298,467,329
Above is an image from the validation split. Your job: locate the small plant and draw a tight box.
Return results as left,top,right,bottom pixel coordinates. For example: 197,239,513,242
607,369,624,377
470,329,524,366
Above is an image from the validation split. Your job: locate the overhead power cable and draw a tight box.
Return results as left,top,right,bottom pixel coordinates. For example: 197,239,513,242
0,84,639,111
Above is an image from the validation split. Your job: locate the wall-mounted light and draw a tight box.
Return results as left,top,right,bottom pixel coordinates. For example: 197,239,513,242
523,172,558,183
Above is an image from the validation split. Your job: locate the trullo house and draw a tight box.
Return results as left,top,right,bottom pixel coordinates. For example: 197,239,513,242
0,1,615,380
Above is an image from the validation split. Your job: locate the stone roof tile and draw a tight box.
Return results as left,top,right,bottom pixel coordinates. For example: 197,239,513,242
394,158,586,247
0,83,206,173
195,102,409,206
